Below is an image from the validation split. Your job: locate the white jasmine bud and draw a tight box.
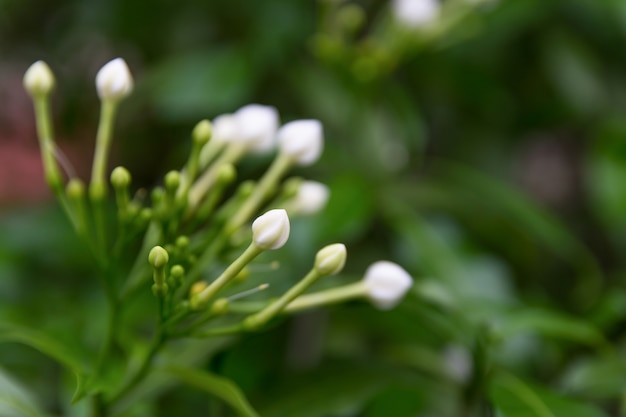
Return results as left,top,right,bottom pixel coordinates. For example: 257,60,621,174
23,61,55,97
251,209,290,250
289,181,330,215
277,119,323,166
315,243,347,275
233,104,279,152
363,261,413,309
96,58,134,101
392,0,440,28
212,114,239,145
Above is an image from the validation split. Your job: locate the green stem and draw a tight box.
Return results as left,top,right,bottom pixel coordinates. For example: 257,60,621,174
192,243,263,308
226,152,293,232
188,143,246,211
283,282,367,313
243,268,322,329
33,96,63,192
90,99,118,259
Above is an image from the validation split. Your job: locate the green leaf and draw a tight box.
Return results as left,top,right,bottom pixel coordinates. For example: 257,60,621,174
0,366,44,417
162,366,260,417
494,308,609,351
0,324,88,402
490,372,609,417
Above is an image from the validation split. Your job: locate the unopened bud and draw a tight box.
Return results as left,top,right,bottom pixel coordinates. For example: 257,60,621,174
24,60,55,97
95,58,134,101
192,119,212,145
278,119,323,166
362,261,413,309
148,246,169,269
252,209,290,250
111,166,131,189
315,243,347,276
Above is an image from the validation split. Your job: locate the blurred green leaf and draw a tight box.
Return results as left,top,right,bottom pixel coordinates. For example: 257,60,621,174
0,324,88,402
490,371,609,417
163,366,259,417
494,308,608,351
0,366,43,417
561,355,626,399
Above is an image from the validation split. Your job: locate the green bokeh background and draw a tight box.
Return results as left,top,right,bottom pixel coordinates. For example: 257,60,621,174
3,0,626,416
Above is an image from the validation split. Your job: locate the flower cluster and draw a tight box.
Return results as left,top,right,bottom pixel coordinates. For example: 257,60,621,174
23,57,414,407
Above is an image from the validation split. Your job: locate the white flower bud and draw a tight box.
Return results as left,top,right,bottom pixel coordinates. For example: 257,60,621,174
212,114,239,145
392,0,440,28
233,104,279,152
289,181,330,215
96,58,134,101
23,60,55,96
363,261,413,309
315,243,347,275
277,119,323,166
251,209,290,250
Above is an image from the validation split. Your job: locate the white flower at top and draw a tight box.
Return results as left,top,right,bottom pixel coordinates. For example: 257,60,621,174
278,119,323,166
23,61,55,97
252,209,290,250
233,104,279,152
96,58,134,101
363,261,413,309
391,0,440,28
211,114,239,145
289,181,330,215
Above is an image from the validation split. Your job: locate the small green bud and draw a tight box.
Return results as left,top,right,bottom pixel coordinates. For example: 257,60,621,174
66,178,85,199
24,61,55,97
211,298,229,315
139,208,152,223
217,164,236,184
111,166,131,189
127,201,141,218
192,119,212,145
282,177,303,199
175,235,190,250
148,246,169,269
152,283,169,297
314,243,347,276
170,264,185,282
151,187,165,206
190,281,208,296
164,170,181,193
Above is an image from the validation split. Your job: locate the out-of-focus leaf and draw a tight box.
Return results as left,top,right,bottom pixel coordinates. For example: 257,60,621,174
0,324,88,402
561,356,626,400
493,308,608,351
314,174,375,242
163,366,259,417
0,366,43,417
259,367,398,417
490,372,609,417
146,48,254,121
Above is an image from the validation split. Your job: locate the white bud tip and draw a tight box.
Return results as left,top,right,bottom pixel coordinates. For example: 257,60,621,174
96,57,134,101
392,0,440,28
23,60,55,96
290,181,330,215
278,119,324,166
315,243,347,275
233,104,279,152
252,209,290,250
363,261,413,309
212,114,240,145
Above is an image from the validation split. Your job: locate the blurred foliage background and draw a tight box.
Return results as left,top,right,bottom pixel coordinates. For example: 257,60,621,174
3,0,626,415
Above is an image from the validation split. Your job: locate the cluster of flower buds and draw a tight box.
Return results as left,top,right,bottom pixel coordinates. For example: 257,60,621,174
23,57,414,339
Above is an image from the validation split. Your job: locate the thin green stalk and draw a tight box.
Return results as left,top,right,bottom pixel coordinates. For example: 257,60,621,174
192,243,262,308
226,153,292,232
283,282,367,313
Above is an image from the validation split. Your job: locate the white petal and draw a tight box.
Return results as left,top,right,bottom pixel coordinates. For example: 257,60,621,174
278,119,323,166
96,58,134,101
252,209,290,250
363,261,413,309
